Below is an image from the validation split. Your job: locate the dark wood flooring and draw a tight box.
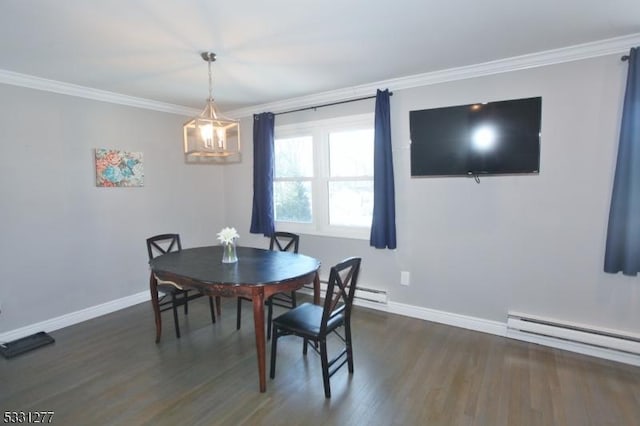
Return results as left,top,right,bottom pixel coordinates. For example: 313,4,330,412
1,297,639,425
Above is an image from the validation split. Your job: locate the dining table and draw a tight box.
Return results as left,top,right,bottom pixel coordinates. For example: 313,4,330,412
149,245,321,392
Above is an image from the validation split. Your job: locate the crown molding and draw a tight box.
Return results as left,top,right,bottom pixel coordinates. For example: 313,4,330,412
0,69,199,116
227,32,640,118
1,33,638,118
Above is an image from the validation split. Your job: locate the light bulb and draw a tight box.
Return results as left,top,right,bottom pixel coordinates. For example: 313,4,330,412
216,127,226,150
200,124,214,148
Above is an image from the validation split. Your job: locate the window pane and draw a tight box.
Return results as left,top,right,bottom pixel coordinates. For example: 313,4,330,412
274,181,313,223
275,136,313,178
328,180,373,227
329,129,374,177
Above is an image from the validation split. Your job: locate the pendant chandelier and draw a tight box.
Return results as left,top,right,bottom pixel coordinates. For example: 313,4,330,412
183,52,240,163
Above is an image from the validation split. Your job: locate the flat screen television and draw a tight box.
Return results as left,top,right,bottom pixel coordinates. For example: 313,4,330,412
410,96,542,177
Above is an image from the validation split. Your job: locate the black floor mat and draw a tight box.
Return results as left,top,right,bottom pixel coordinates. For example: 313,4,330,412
0,332,55,359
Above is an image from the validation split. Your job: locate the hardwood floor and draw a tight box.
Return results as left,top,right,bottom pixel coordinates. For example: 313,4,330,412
1,298,639,425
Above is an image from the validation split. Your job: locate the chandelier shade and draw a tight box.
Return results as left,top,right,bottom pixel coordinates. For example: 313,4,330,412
183,52,240,163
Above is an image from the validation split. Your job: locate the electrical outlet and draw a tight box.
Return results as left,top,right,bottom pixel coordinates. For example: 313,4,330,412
400,271,410,286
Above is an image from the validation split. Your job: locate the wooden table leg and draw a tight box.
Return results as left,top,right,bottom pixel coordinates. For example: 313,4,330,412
313,271,321,305
215,296,222,317
252,289,267,392
149,273,162,343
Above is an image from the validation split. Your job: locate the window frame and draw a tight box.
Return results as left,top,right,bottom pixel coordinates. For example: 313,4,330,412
273,113,375,240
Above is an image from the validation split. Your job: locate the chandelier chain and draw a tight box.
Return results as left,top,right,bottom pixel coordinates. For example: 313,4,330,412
208,57,213,101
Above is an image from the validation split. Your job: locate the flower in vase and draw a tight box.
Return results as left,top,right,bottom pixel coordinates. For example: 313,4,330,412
217,227,240,245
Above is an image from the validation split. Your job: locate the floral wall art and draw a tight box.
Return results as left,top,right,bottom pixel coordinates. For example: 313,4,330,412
95,148,144,187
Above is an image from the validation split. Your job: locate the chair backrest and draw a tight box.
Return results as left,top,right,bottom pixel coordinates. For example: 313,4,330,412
320,257,361,333
269,232,300,254
146,234,182,261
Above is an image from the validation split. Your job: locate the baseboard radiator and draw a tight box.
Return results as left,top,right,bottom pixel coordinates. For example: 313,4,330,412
300,280,388,305
507,312,640,356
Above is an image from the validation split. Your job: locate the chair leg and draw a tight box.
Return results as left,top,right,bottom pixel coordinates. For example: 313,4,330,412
266,299,273,340
345,321,354,373
236,297,242,330
303,338,308,355
208,297,216,324
183,291,189,315
171,293,181,339
152,293,162,344
291,291,297,308
269,327,279,379
320,339,331,398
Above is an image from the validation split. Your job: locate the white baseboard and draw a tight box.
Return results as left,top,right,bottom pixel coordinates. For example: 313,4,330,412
360,300,507,337
0,291,149,343
2,291,638,367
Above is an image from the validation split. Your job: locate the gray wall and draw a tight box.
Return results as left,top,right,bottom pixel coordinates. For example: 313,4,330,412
228,54,640,335
2,53,639,337
0,84,226,332
395,56,638,331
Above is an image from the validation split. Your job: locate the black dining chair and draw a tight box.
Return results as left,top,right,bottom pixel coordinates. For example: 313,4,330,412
270,257,361,398
147,233,217,340
236,232,300,339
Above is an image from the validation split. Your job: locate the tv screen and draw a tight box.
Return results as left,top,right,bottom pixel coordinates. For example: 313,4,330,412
410,97,542,177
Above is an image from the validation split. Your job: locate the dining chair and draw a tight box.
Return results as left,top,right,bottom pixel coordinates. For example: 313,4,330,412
146,233,217,340
270,257,361,398
236,232,301,339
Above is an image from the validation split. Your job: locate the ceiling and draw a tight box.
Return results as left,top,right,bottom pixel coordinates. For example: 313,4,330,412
1,1,639,113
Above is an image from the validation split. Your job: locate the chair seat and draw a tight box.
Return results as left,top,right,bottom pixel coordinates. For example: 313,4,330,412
273,303,344,338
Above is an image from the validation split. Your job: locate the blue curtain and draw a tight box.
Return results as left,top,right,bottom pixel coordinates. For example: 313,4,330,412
370,89,397,249
604,47,640,275
250,112,275,236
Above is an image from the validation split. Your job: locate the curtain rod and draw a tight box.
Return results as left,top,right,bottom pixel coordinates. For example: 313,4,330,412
274,92,393,116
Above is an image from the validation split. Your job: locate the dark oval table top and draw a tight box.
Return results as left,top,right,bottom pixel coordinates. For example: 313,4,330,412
149,246,321,287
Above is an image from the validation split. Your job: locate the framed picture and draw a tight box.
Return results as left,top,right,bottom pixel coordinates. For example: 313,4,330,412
95,149,144,187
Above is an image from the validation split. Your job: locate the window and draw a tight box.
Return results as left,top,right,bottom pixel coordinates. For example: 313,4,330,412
274,114,374,239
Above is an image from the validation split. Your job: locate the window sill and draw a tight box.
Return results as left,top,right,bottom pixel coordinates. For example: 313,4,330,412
275,223,370,241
